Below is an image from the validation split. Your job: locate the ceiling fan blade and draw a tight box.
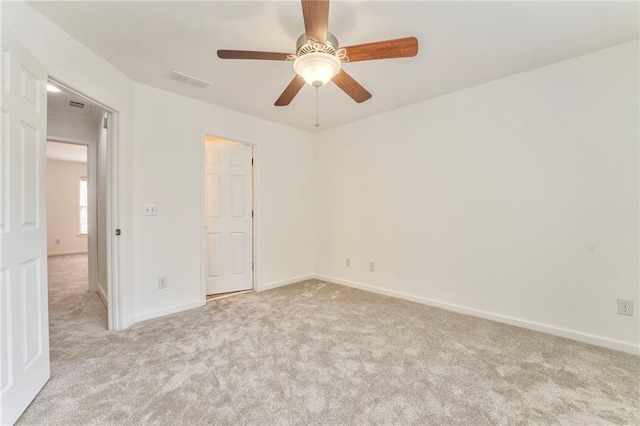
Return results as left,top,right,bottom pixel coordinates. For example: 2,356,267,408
275,75,306,106
342,37,418,62
332,70,372,103
301,0,329,44
217,50,293,61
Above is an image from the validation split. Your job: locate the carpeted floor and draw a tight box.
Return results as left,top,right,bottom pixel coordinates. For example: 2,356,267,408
18,254,640,425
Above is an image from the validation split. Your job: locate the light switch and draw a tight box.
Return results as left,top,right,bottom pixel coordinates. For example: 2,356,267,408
143,204,157,216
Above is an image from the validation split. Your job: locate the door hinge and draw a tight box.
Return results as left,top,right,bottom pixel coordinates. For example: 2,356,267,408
251,158,254,166
252,262,254,270
115,229,121,236
103,117,108,129
251,210,254,218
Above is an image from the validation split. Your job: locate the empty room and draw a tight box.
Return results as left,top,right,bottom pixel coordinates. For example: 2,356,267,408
1,0,638,424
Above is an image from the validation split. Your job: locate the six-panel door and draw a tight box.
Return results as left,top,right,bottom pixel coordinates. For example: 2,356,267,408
0,29,51,425
204,142,253,295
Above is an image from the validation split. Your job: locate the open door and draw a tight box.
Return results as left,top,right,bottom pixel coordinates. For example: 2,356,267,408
204,140,253,295
0,29,50,424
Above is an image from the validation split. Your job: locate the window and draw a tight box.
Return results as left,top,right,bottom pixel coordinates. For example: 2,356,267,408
79,177,88,235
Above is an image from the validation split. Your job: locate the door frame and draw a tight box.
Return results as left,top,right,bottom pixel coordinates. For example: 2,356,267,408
199,132,258,303
45,136,97,296
48,76,121,331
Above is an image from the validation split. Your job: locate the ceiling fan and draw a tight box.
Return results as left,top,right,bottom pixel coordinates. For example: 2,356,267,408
217,0,418,108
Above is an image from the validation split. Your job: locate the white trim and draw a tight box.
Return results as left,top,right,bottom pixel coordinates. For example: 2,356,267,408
206,289,252,302
86,141,97,294
106,110,121,330
314,274,640,356
258,274,315,292
47,250,88,257
133,300,203,324
96,282,107,308
199,133,206,303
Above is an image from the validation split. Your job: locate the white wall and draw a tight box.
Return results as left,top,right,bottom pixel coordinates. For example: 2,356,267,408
132,83,314,321
314,40,639,354
4,1,136,328
47,159,88,255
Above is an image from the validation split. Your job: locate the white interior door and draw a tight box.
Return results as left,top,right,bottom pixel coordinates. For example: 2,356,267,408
205,142,253,295
0,30,50,425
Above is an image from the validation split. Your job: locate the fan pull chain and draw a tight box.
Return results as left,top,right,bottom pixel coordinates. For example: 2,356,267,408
315,85,320,128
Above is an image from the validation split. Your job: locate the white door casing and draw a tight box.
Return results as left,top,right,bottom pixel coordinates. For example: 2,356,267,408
0,30,50,424
205,142,253,295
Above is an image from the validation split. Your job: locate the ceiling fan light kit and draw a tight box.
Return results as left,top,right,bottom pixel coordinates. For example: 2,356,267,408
217,0,418,122
293,51,341,87
291,32,346,87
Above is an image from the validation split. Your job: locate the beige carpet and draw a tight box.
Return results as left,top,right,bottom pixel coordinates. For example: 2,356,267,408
18,254,640,425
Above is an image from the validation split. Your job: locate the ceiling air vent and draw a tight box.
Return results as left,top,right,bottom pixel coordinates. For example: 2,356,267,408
166,70,212,89
68,100,85,109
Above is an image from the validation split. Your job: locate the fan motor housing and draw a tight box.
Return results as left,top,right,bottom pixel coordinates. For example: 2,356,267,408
296,32,340,57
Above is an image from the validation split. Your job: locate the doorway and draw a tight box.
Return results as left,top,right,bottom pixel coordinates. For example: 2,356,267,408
46,83,107,325
202,136,255,299
46,78,118,330
45,141,93,319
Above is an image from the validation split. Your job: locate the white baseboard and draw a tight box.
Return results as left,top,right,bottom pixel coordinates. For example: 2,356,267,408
258,274,315,292
48,250,88,257
132,275,314,325
96,282,108,309
133,300,203,324
314,274,640,356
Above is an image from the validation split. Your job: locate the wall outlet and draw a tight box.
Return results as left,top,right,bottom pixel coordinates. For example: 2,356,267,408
346,258,351,268
617,299,633,316
369,262,375,272
143,204,157,216
55,238,60,245
158,276,168,289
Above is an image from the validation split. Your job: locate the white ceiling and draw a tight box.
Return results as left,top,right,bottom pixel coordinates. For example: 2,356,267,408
29,1,638,133
47,141,87,163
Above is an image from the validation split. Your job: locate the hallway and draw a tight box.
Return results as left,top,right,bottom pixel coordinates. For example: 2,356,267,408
47,254,106,340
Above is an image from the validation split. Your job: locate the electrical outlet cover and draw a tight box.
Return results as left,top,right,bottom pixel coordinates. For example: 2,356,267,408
158,276,168,289
617,298,633,316
143,204,157,216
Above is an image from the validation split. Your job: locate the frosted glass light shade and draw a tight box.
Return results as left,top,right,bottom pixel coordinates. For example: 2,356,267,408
293,52,341,87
